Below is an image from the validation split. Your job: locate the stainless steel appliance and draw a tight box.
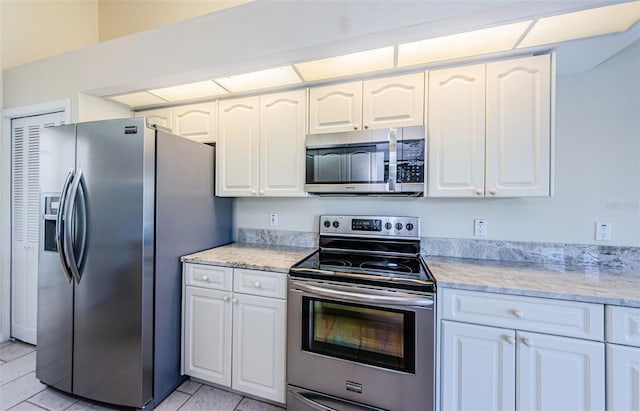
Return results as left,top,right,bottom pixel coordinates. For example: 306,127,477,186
305,127,425,195
36,118,232,409
288,215,436,411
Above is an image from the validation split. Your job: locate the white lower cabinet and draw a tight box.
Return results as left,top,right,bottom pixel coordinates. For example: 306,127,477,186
182,264,286,404
606,305,640,411
440,288,605,411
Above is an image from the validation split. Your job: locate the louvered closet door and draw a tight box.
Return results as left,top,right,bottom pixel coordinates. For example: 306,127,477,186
11,111,65,344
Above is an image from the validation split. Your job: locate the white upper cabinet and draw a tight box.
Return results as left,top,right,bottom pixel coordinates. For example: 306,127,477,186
362,72,424,130
217,96,260,196
217,90,306,197
172,102,217,143
486,54,552,197
428,54,552,197
428,64,486,197
259,90,306,196
134,107,173,130
308,73,425,134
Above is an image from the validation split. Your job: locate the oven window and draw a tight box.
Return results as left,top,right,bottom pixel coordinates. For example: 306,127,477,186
302,297,415,373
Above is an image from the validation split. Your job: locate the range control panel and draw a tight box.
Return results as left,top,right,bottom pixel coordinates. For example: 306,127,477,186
319,215,420,239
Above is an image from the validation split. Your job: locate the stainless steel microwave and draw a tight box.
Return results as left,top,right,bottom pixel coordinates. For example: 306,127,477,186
305,126,425,195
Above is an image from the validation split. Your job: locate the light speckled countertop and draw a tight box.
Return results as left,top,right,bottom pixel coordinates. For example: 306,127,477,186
181,243,315,274
427,256,640,307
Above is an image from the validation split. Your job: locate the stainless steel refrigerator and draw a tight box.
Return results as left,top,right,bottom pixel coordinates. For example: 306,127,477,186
36,118,232,409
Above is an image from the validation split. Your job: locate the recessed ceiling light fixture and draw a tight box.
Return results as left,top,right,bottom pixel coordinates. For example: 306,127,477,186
294,46,395,81
214,65,302,93
108,91,168,107
518,1,640,48
397,21,533,67
148,80,228,101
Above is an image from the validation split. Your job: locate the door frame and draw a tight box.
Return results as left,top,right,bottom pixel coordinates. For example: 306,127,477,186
1,99,71,342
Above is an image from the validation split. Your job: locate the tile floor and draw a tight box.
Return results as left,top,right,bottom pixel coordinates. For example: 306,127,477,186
0,340,284,411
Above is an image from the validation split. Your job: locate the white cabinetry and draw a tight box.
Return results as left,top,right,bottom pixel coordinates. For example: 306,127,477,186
134,107,173,130
428,54,552,197
217,90,306,197
182,263,287,404
309,72,424,134
173,102,217,143
606,305,640,411
440,288,605,411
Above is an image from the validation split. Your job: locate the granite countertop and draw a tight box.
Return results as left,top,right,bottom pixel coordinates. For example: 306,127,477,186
427,256,640,308
181,242,316,274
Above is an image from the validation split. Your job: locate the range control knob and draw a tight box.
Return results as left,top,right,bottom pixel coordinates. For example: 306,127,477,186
385,222,393,230
332,220,340,228
406,223,414,231
395,222,403,230
323,220,331,228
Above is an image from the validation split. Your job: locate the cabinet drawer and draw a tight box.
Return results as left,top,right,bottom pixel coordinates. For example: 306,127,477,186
441,288,604,340
184,263,233,291
233,269,287,299
606,305,640,347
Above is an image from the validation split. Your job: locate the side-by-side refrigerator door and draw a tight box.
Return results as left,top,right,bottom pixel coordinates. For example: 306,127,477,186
36,124,77,392
71,119,154,408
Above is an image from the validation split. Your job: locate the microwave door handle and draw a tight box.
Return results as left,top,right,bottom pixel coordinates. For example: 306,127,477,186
387,128,397,191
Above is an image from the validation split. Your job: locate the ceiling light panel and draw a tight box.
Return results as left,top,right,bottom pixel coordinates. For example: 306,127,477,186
397,21,532,67
108,92,167,108
214,65,302,93
148,80,228,101
295,47,395,81
518,1,640,48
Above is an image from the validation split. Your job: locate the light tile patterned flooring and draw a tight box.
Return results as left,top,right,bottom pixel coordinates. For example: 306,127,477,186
0,340,284,411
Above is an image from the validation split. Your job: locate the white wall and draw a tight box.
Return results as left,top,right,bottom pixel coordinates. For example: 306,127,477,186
235,41,640,247
78,93,131,122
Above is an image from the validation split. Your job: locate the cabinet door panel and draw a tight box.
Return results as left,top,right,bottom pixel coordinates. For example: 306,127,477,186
428,65,485,197
441,321,515,411
232,294,286,403
260,90,306,196
173,102,217,143
217,97,260,196
135,108,173,130
607,344,640,411
309,82,362,134
517,331,604,411
486,54,551,197
184,287,232,386
363,72,424,130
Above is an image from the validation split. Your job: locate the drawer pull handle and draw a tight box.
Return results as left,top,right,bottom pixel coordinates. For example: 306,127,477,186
504,335,515,344
223,296,229,302
521,337,532,347
202,275,209,281
512,310,524,318
254,282,261,288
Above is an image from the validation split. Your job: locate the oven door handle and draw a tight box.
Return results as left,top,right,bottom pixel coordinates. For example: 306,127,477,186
292,281,434,307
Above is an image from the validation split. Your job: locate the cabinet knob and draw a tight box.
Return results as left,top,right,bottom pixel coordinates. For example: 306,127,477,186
512,309,524,318
251,190,257,195
254,282,261,288
258,191,264,196
202,275,209,281
504,335,515,344
353,126,358,130
521,337,532,347
364,125,369,130
475,189,483,195
223,296,229,301
489,189,497,195
232,298,238,304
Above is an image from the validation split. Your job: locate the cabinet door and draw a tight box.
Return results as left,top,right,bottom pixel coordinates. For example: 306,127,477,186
517,331,605,411
428,65,486,197
607,344,640,411
134,107,173,131
486,54,551,197
217,97,260,196
441,321,516,411
173,102,217,143
183,286,232,387
362,72,424,130
309,81,362,134
259,90,306,196
232,294,286,403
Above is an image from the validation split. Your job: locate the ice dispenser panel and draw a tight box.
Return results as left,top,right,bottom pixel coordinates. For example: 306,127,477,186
43,194,59,252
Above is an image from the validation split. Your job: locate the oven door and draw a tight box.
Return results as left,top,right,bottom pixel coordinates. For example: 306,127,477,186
287,279,435,411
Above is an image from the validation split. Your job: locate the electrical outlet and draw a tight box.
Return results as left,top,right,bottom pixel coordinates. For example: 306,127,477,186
595,222,612,241
474,219,487,237
270,213,278,226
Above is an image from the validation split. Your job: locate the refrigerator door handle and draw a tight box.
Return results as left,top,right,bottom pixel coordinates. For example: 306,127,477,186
75,175,88,273
56,168,75,283
64,167,84,284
